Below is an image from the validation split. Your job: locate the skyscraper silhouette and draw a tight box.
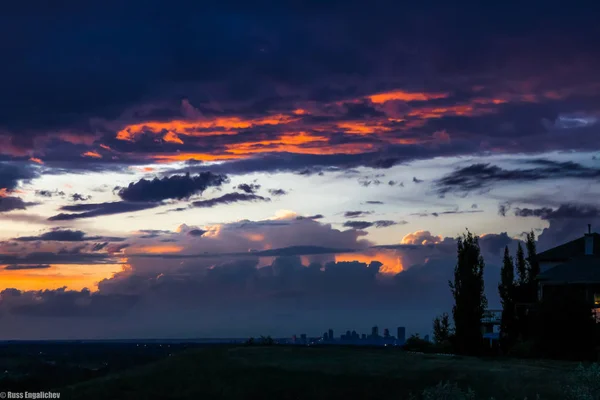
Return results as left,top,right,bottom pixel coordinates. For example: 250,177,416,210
397,326,406,344
371,326,379,338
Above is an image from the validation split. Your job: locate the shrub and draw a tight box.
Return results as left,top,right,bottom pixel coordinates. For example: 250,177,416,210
403,334,433,353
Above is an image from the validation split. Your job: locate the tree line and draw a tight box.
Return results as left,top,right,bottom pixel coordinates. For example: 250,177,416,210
430,229,599,360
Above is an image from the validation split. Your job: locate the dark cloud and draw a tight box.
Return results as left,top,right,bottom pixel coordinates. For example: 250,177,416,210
413,177,424,183
117,172,228,202
0,252,115,265
4,264,51,270
413,209,483,217
188,229,207,237
514,204,600,220
373,219,398,228
436,161,600,195
373,220,401,228
15,229,87,242
71,193,91,201
191,193,270,208
344,210,372,218
498,202,511,217
0,196,34,212
343,221,373,230
35,190,65,198
236,183,261,194
13,229,125,242
48,201,159,221
0,163,39,190
341,219,405,229
479,233,513,256
267,188,287,196
0,2,598,177
295,214,324,220
366,201,384,205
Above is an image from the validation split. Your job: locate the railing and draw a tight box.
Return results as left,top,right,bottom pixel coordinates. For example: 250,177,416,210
481,309,502,324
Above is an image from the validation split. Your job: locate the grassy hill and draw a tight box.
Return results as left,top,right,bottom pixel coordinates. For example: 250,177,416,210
61,346,581,399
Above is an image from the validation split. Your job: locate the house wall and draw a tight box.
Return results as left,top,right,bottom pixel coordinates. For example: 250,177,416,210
542,283,600,306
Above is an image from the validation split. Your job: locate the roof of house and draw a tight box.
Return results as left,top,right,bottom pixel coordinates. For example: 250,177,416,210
537,233,600,262
537,256,600,283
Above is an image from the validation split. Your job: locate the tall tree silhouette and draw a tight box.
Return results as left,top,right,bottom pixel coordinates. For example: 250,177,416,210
515,242,527,285
525,230,540,295
498,246,517,351
449,230,487,355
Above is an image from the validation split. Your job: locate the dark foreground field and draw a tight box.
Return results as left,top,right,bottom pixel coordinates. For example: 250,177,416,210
62,346,581,400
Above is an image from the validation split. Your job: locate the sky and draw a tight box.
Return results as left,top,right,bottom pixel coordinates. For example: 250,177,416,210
1,1,600,339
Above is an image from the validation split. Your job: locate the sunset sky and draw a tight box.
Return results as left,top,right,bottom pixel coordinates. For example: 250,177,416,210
1,2,600,339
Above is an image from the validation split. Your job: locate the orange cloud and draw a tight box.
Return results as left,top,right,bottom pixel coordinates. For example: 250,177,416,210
163,131,184,144
133,245,184,254
153,130,373,162
99,144,113,151
116,114,298,142
244,233,265,242
0,188,8,197
152,153,243,163
335,251,403,274
336,122,392,135
82,151,102,158
368,90,449,104
0,263,125,292
29,157,43,164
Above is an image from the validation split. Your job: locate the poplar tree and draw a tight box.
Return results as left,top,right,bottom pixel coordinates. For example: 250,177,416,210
498,246,517,350
449,230,487,355
515,242,527,285
525,230,540,286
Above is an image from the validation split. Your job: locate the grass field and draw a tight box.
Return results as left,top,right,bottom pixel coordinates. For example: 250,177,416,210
61,346,582,399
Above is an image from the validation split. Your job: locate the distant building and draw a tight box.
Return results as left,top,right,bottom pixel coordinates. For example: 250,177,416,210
397,327,406,344
323,332,328,341
300,334,307,344
361,333,366,340
383,328,390,338
371,326,379,338
481,309,502,344
328,329,334,341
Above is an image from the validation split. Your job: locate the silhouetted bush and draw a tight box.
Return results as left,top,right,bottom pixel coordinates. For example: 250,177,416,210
403,334,433,352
